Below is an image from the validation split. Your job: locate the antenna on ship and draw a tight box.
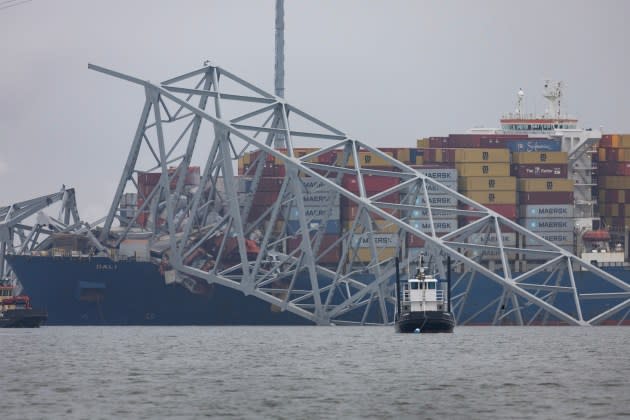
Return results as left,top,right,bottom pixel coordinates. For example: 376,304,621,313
543,80,563,119
516,88,524,117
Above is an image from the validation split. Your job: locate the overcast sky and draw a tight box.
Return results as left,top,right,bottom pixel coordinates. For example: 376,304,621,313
1,0,629,222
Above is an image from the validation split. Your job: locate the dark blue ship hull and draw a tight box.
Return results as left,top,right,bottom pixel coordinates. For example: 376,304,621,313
5,255,309,325
6,255,630,325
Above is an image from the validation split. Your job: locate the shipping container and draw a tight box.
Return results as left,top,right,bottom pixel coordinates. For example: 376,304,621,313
596,161,630,176
517,179,574,192
347,151,394,167
468,232,517,247
458,176,516,191
454,149,510,163
288,206,340,221
510,163,568,178
602,204,630,218
600,176,630,190
520,218,574,232
414,194,458,208
598,147,630,162
602,217,630,229
342,220,400,233
598,189,630,204
512,151,568,164
252,191,279,206
342,174,399,193
480,138,561,152
463,191,517,205
519,191,574,205
413,167,459,182
257,177,285,192
520,204,574,219
409,218,457,233
459,204,518,218
409,207,456,219
525,231,574,246
455,163,510,177
600,134,630,149
351,233,400,249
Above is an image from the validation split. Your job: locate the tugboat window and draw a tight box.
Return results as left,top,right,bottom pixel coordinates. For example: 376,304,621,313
411,283,419,290
428,283,436,290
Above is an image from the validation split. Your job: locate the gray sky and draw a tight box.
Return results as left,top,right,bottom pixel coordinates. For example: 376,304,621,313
1,0,629,221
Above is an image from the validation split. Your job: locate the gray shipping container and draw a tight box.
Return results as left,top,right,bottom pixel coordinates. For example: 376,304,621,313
520,218,574,232
526,231,575,246
415,168,459,182
520,204,574,219
409,218,457,233
414,194,458,208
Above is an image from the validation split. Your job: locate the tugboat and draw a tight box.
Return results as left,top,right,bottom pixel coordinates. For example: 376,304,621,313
0,283,48,328
395,257,455,333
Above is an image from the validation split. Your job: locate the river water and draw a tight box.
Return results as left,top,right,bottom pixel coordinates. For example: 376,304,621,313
1,326,628,419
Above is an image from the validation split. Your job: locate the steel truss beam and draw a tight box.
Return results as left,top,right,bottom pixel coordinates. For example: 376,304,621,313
89,62,630,326
1,187,80,288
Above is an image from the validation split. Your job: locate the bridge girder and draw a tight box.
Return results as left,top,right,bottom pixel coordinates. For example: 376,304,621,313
88,62,630,326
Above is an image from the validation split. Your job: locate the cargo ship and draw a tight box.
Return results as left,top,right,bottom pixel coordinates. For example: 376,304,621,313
5,82,630,325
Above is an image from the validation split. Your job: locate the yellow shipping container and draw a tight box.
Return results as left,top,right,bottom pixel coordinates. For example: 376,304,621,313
601,176,630,190
454,149,510,163
243,152,252,165
397,148,411,164
512,151,568,164
458,176,516,191
343,220,399,233
417,138,429,148
599,190,628,203
517,179,574,192
455,163,510,177
347,151,393,167
464,191,517,204
601,204,630,217
415,155,424,165
619,135,630,148
349,247,398,262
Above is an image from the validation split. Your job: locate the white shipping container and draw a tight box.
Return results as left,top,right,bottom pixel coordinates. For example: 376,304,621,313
414,194,458,208
468,232,517,247
409,218,457,233
520,204,574,219
410,208,456,219
526,231,574,246
288,206,340,221
520,218,574,232
352,233,400,248
415,168,458,182
119,239,150,259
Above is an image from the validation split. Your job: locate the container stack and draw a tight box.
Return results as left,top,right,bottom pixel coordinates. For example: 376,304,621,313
597,134,630,237
512,151,575,253
405,166,459,255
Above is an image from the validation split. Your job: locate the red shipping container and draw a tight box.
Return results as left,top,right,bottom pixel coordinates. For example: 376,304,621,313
598,162,630,176
447,134,483,148
342,174,399,193
257,177,285,192
519,192,574,205
253,191,279,206
510,164,568,178
599,135,613,148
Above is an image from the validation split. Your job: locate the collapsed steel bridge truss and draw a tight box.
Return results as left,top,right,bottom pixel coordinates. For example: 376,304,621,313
1,187,81,286
87,62,630,326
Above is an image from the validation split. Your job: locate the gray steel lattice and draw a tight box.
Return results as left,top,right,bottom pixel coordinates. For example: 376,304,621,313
87,62,630,326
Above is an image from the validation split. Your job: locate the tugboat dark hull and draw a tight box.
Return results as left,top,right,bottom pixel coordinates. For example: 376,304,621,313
396,311,455,333
0,309,48,328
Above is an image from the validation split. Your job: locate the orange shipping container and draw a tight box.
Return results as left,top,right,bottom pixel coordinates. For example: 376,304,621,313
458,176,516,191
347,151,394,167
455,163,510,177
454,149,510,163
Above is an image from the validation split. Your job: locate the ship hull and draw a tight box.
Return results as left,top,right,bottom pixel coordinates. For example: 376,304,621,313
5,255,309,325
396,311,455,333
6,255,630,325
